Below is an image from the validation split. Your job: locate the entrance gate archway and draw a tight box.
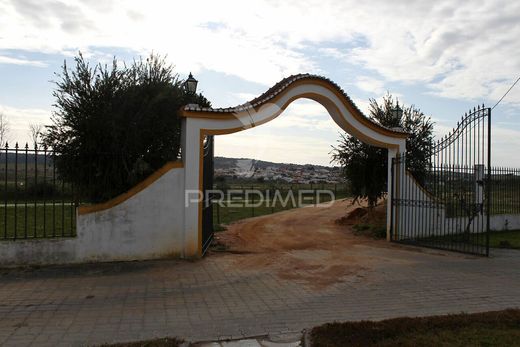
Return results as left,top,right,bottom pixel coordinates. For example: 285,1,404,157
181,74,407,257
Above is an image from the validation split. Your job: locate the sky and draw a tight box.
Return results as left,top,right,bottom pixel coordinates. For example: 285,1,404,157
0,0,520,166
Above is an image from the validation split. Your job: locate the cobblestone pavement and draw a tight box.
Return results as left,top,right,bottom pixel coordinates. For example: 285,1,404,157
0,244,519,346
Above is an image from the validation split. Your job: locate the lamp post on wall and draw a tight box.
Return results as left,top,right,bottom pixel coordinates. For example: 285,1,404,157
184,72,198,95
391,100,403,127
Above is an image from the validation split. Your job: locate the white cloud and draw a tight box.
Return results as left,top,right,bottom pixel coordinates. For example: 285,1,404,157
230,92,259,104
0,55,47,67
1,0,520,166
355,76,386,95
215,131,335,166
350,97,371,116
2,0,519,106
0,104,51,144
491,126,520,167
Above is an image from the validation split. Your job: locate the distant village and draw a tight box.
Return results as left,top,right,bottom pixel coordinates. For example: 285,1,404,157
214,157,345,184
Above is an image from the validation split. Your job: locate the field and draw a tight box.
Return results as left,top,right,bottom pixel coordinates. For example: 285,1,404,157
0,204,76,239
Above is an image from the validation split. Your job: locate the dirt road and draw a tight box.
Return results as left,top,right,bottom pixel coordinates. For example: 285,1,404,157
213,199,390,290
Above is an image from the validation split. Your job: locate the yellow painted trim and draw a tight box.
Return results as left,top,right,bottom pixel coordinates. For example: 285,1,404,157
191,98,401,150
181,78,408,139
78,161,184,215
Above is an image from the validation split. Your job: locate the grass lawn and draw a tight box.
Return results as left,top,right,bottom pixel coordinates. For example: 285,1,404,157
0,204,76,239
310,309,520,347
419,229,520,252
484,230,520,249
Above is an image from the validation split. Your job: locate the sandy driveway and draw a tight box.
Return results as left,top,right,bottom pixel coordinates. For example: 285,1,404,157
213,199,392,290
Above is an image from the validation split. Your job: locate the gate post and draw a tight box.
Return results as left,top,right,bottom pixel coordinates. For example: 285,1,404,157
387,147,398,241
181,117,202,258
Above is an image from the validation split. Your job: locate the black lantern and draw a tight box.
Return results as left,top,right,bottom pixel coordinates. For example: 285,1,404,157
184,72,198,94
391,101,403,124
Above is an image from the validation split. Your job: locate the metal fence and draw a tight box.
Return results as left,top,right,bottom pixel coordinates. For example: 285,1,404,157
0,143,76,240
490,166,520,215
391,105,491,256
391,157,489,255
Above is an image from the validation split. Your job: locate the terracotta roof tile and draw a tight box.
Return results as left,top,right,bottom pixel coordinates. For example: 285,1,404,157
184,74,407,135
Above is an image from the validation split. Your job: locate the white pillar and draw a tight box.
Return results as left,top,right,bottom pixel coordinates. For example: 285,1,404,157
181,118,202,258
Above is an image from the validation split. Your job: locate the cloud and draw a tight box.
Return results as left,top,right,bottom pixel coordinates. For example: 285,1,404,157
350,97,371,116
0,55,47,67
355,76,386,95
215,130,335,166
253,99,339,132
0,104,51,144
232,92,260,101
492,127,520,167
2,0,520,167
2,0,520,106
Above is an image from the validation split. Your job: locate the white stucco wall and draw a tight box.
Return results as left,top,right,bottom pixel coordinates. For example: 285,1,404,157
0,165,186,266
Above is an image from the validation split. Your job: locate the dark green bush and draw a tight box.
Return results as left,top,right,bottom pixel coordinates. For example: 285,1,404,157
44,53,210,202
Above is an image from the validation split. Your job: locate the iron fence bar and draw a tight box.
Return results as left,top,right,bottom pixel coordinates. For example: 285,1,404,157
390,157,395,241
61,177,65,237
3,143,7,239
24,143,28,238
52,150,56,238
43,146,47,237
14,143,18,240
486,108,491,256
34,143,37,237
70,182,74,236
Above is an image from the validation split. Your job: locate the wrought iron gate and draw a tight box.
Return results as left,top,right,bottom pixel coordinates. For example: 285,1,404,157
391,106,491,256
201,135,214,255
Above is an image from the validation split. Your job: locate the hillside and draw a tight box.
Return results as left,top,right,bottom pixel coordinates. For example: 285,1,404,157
214,156,344,183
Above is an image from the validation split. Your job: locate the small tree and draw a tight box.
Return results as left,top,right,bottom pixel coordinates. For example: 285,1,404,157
331,93,434,207
0,112,9,145
28,123,44,145
44,53,210,202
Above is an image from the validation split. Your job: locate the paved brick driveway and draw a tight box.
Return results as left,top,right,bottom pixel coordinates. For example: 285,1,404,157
0,243,519,346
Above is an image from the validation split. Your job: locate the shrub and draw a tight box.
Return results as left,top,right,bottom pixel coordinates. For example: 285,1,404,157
331,94,434,207
44,53,210,202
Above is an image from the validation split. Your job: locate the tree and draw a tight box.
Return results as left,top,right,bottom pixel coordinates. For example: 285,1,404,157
331,93,434,207
28,123,44,145
44,53,210,202
0,112,9,145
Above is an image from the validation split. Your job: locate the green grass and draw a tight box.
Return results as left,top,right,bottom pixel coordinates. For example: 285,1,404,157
310,309,520,347
426,230,520,250
0,204,76,239
481,230,520,249
352,223,386,239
